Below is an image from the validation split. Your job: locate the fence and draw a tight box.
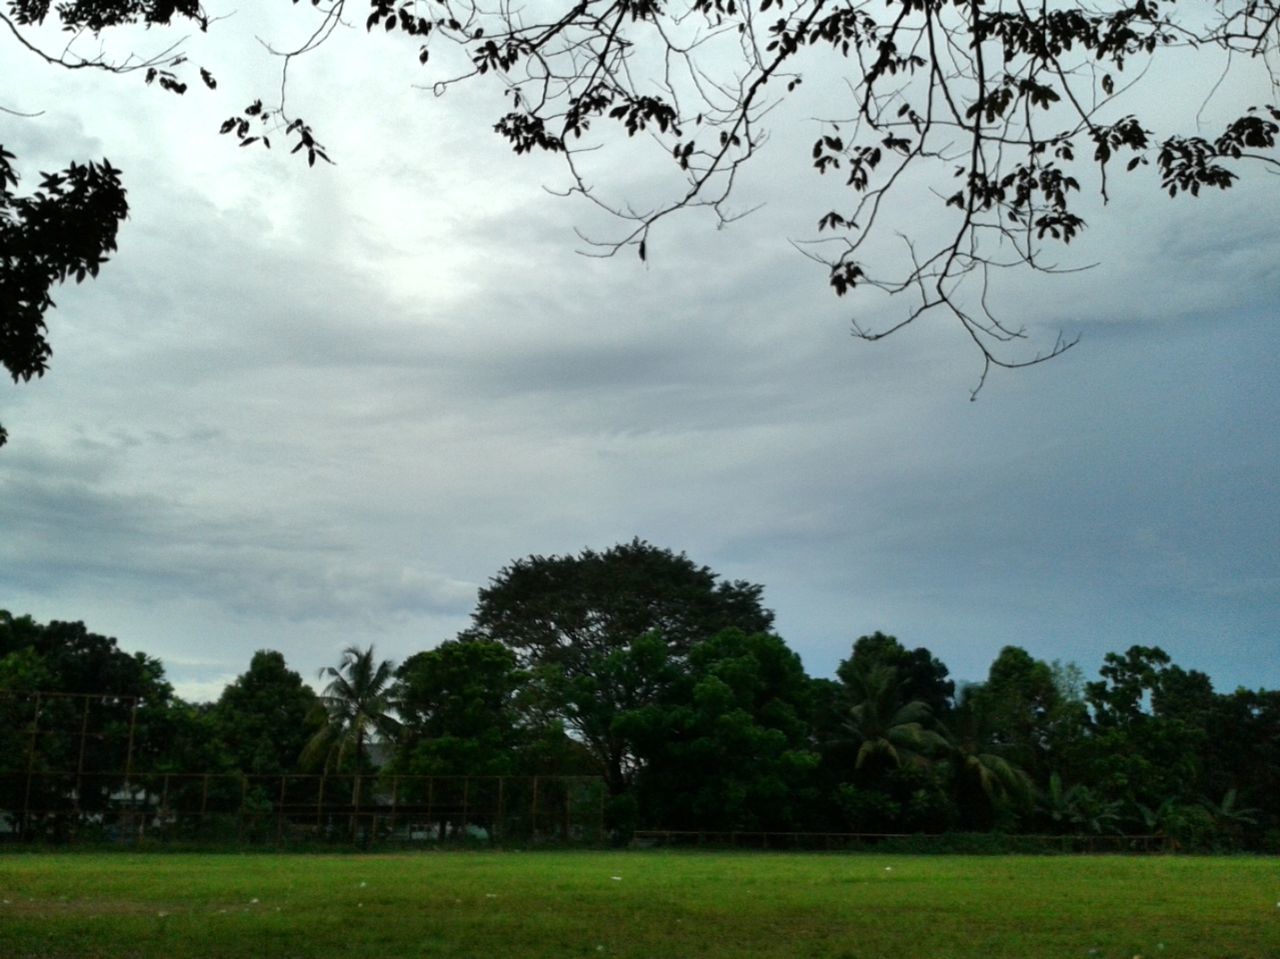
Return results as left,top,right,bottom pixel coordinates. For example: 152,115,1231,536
631,830,1169,853
0,691,605,847
0,770,606,846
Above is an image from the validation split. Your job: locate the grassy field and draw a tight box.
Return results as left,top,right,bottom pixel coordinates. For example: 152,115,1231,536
0,851,1276,959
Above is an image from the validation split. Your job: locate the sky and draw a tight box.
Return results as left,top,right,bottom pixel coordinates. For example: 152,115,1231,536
2,4,1278,703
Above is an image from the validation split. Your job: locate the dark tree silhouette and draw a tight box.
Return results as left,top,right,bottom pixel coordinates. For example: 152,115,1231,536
0,149,127,447
465,539,772,795
262,0,1278,389
4,0,1278,442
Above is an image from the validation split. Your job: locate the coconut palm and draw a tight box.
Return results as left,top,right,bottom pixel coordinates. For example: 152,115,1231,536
946,688,1033,820
835,664,948,772
302,645,401,775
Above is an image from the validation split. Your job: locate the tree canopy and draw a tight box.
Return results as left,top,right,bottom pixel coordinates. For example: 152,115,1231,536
302,644,401,774
2,584,1280,848
212,650,322,777
466,539,774,795
3,0,1278,445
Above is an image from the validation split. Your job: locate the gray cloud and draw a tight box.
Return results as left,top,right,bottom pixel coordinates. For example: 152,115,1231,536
5,12,1278,698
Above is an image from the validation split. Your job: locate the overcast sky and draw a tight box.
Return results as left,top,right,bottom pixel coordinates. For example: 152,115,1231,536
3,5,1278,702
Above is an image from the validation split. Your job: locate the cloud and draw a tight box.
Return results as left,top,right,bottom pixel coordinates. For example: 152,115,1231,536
0,439,476,624
5,8,1279,700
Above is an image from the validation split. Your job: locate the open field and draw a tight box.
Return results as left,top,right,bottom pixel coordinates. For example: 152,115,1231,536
1,851,1277,959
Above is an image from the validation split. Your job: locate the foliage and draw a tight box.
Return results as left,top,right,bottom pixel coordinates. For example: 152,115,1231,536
836,632,955,718
1040,772,1122,836
273,0,1278,385
0,147,129,447
626,629,820,831
960,646,1086,791
465,539,773,795
301,644,400,774
4,0,1277,442
0,610,180,832
1082,645,1209,808
211,650,321,776
831,661,948,774
0,610,175,774
391,639,525,776
944,687,1033,830
2,585,1280,848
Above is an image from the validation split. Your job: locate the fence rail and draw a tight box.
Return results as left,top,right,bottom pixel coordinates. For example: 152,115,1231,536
0,691,606,847
0,772,606,847
630,830,1169,853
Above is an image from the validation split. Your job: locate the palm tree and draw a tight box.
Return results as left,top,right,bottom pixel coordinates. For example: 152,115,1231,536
835,664,948,773
302,645,401,776
1199,788,1259,848
1040,772,1122,836
945,688,1033,827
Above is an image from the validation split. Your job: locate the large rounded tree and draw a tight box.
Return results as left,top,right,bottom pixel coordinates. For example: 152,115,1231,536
465,539,773,796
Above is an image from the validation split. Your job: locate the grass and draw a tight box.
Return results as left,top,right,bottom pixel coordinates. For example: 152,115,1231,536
0,850,1277,958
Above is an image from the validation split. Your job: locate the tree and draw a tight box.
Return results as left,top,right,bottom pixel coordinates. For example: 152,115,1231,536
302,644,400,775
624,629,820,832
832,661,948,775
392,639,526,776
212,650,321,776
0,0,215,448
820,659,954,832
1040,771,1122,836
0,148,129,448
4,0,1277,438
836,632,954,718
1200,687,1280,841
0,610,183,834
1081,645,1208,808
945,683,1033,829
466,539,774,796
964,645,1086,788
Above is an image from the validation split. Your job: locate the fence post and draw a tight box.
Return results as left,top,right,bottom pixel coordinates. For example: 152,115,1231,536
200,772,210,834
531,776,539,840
277,775,287,846
75,697,90,820
462,777,470,840
496,777,505,843
161,774,170,843
123,697,138,794
563,780,571,842
352,772,362,843
389,776,399,842
22,692,40,839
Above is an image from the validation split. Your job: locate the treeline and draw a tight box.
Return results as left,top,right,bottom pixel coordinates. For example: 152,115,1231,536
3,540,1278,849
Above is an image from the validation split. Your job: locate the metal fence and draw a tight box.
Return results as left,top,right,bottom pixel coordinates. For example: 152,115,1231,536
631,830,1169,853
0,691,605,847
0,770,606,846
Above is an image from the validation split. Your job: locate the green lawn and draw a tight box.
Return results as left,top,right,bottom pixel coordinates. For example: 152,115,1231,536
0,851,1276,958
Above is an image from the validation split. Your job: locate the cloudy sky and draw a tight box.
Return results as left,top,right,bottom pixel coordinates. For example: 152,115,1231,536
3,4,1278,702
